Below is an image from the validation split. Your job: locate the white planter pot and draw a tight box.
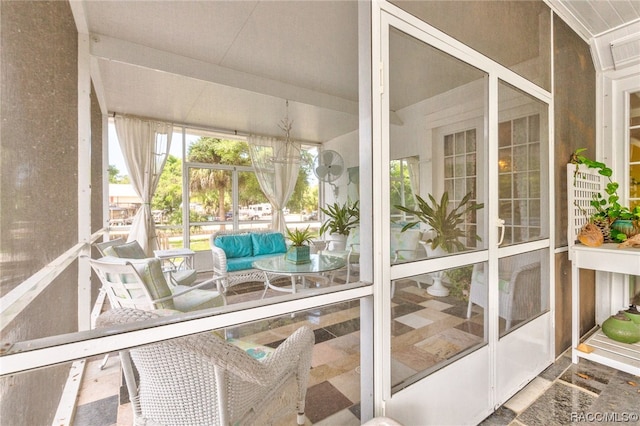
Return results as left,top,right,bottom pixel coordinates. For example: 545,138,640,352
424,245,449,297
329,233,347,251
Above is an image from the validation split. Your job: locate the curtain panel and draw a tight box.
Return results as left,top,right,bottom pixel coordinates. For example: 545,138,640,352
247,135,301,233
114,115,173,254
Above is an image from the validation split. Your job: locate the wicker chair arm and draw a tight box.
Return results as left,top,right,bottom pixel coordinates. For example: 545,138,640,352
210,245,229,275
181,326,314,386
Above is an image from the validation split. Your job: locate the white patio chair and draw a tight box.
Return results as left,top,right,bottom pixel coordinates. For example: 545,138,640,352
94,238,198,287
89,257,223,312
97,308,315,426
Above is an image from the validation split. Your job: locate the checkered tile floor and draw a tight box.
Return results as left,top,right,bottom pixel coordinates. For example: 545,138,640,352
74,277,639,425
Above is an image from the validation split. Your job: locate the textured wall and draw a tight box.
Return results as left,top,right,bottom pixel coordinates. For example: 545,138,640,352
0,1,79,424
553,15,597,356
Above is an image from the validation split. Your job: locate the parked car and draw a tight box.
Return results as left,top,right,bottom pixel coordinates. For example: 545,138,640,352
303,211,318,221
239,208,260,221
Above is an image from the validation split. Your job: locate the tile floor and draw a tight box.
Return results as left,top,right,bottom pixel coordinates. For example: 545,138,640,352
73,275,640,426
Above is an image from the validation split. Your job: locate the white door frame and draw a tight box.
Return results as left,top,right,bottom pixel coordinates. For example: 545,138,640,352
374,3,554,423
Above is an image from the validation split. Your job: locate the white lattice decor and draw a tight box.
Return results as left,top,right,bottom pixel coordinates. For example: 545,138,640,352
567,163,607,260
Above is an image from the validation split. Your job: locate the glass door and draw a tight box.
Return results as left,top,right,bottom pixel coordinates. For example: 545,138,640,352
380,13,552,425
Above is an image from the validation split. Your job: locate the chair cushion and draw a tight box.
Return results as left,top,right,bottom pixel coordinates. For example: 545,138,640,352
390,228,421,260
171,269,198,286
171,285,224,312
129,258,175,310
346,227,360,252
94,238,126,256
251,232,287,256
111,241,147,259
214,234,253,258
227,338,275,362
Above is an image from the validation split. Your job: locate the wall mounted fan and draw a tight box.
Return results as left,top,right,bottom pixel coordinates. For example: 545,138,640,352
313,150,344,196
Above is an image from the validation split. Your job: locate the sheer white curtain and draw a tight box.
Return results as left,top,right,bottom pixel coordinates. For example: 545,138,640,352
407,156,420,206
115,115,173,255
247,135,300,233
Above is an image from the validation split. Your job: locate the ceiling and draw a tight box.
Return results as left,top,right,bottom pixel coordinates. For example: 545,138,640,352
72,1,640,144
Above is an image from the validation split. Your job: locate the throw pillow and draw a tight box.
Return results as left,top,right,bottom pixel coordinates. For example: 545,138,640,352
251,232,287,256
129,258,175,310
214,234,253,258
112,241,147,259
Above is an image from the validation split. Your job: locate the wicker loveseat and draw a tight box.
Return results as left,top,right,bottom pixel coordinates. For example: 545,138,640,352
210,229,288,292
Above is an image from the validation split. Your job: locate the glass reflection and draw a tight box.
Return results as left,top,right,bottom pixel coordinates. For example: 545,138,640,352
391,263,486,391
497,81,549,246
497,250,549,336
629,92,640,209
389,27,487,264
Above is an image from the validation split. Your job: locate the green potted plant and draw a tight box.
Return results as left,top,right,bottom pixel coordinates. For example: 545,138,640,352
285,226,314,263
395,191,483,254
319,201,359,250
571,148,640,243
395,191,483,297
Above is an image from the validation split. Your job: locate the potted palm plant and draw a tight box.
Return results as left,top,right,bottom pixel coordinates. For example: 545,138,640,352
395,191,483,297
396,191,483,254
285,226,314,263
319,201,359,251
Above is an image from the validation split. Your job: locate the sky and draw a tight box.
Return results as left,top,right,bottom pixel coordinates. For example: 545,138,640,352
108,121,183,177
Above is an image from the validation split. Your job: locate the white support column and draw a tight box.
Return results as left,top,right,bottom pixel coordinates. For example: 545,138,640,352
78,33,92,331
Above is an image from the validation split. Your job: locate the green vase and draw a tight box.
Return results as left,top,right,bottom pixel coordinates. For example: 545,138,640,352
286,245,310,264
601,312,640,344
611,219,640,239
623,305,640,325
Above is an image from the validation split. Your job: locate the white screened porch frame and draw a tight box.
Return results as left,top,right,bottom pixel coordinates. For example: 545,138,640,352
377,3,555,424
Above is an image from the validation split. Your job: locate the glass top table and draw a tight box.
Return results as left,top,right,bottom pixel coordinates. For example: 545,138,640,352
253,254,346,295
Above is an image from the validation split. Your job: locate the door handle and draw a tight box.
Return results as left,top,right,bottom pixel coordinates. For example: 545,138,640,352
497,218,506,246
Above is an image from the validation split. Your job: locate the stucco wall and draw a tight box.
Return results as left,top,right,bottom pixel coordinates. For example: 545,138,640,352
0,1,79,424
553,15,597,356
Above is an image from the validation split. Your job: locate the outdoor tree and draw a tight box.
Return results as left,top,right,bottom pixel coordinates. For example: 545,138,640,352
152,155,183,224
187,138,253,221
287,150,314,212
108,164,130,184
149,137,313,225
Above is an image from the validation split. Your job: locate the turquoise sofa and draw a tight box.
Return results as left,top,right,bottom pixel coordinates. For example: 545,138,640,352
210,230,287,291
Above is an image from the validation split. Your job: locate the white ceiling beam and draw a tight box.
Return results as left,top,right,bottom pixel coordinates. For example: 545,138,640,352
90,34,359,117
543,0,592,42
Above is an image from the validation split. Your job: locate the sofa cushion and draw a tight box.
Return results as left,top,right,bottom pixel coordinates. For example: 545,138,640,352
251,232,287,256
226,253,283,272
214,234,253,258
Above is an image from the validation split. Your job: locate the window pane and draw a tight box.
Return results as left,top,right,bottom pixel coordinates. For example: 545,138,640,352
499,250,550,336
629,92,640,208
498,81,549,246
391,263,487,390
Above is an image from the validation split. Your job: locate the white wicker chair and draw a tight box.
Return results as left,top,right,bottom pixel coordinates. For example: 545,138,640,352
467,258,541,330
97,308,315,426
